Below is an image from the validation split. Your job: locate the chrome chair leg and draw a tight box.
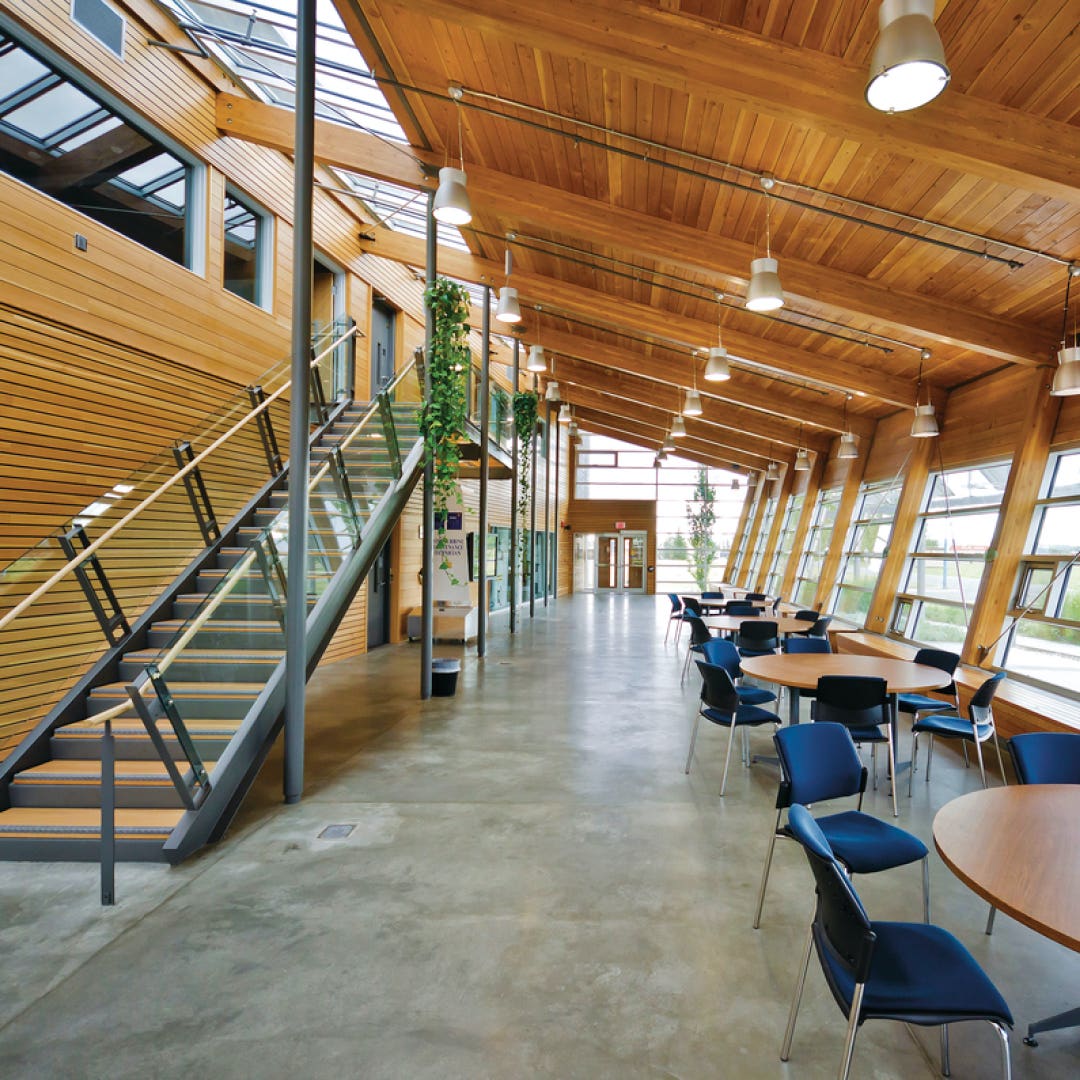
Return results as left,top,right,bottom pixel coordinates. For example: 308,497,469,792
885,736,898,818
838,983,866,1080
993,734,1008,786
940,1023,951,1077
985,905,996,935
684,711,701,774
719,721,738,796
908,733,919,797
962,742,970,768
754,813,782,929
973,734,988,789
922,856,931,923
780,922,814,1061
926,734,935,782
991,1021,1012,1080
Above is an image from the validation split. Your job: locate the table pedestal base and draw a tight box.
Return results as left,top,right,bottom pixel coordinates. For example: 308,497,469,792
1024,1004,1080,1046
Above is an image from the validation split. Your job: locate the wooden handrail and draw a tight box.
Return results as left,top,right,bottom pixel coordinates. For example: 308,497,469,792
0,326,358,633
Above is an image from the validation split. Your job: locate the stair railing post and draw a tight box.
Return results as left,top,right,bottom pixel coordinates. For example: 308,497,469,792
421,189,437,699
478,286,491,657
172,441,220,546
100,716,115,906
283,0,315,805
509,339,520,633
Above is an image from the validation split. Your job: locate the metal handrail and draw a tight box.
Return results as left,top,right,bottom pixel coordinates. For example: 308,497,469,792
0,325,358,633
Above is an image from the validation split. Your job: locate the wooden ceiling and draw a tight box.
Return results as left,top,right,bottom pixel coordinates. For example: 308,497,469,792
316,0,1080,472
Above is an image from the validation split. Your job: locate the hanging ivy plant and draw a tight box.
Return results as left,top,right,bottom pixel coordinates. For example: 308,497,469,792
421,277,471,581
513,389,539,580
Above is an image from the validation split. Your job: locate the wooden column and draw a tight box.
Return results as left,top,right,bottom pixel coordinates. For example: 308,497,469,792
736,480,770,587
963,373,1060,667
814,449,868,613
780,454,825,600
754,467,793,593
723,474,756,582
865,435,935,633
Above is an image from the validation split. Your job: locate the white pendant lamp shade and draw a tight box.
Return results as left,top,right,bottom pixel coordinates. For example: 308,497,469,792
495,286,521,324
567,420,579,437
683,389,703,416
704,346,730,382
731,477,740,491
745,257,784,312
663,433,676,452
838,431,859,459
671,415,687,438
1051,346,1080,396
559,407,572,424
526,344,546,372
765,461,780,482
432,166,472,225
545,380,561,402
794,447,811,471
866,0,950,114
910,402,940,437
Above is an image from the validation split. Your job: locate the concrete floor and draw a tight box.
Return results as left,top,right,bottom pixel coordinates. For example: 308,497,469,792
1,593,1078,1079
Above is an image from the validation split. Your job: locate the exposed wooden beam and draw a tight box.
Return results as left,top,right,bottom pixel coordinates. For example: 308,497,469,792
355,0,1079,204
215,93,1050,367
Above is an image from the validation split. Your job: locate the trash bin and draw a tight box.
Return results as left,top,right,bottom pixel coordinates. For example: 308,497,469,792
431,658,461,697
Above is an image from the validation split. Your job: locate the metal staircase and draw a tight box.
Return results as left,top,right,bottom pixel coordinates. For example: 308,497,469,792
0,346,423,866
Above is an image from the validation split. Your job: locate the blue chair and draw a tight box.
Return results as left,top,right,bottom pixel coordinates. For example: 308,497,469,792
702,590,725,600
796,613,833,639
813,675,897,817
754,722,928,929
794,608,820,622
663,593,683,645
699,637,777,707
910,671,1008,796
1009,732,1080,785
685,660,781,796
897,647,960,742
783,637,830,655
745,592,767,601
735,619,779,659
780,805,1013,1080
724,600,756,616
680,614,714,683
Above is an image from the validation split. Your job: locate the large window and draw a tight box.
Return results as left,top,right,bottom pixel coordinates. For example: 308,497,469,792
999,449,1080,694
793,488,842,608
831,479,902,623
223,189,271,307
0,31,200,268
891,464,1009,647
765,494,803,597
745,495,777,588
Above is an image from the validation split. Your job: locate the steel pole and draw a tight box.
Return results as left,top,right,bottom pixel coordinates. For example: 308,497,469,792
509,339,520,633
552,406,561,600
530,379,538,618
283,0,315,805
477,287,491,656
543,401,551,607
421,190,436,698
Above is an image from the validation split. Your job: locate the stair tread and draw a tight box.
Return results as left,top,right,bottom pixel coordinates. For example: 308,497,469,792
150,620,282,631
91,682,264,695
15,759,218,783
57,719,242,738
123,649,284,661
0,807,182,832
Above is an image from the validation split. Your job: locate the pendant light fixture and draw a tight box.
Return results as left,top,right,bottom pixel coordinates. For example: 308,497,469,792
746,177,784,312
792,425,810,471
495,242,521,324
545,381,561,403
663,431,676,452
683,389,703,416
671,414,687,438
432,92,472,225
837,394,859,459
568,420,579,437
705,294,731,381
731,476,740,491
559,405,572,424
765,442,780,482
866,0,951,114
1051,264,1080,396
910,353,940,437
526,306,546,373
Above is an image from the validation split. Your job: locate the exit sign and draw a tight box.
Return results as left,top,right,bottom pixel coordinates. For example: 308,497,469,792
615,521,626,530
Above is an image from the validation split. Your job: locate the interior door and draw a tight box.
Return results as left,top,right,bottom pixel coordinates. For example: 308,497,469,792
624,534,645,590
367,539,392,648
596,535,618,590
370,299,396,397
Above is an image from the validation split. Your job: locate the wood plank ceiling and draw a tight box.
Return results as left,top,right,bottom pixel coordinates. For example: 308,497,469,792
323,0,1080,473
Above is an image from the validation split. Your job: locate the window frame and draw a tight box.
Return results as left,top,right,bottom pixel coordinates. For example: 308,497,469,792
831,478,903,624
223,185,273,309
793,487,841,608
765,493,803,597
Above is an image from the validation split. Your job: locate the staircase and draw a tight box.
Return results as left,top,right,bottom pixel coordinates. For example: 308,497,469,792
0,400,422,862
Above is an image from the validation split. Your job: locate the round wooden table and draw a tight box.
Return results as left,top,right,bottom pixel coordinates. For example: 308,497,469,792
934,785,1080,1045
739,653,951,727
704,614,814,635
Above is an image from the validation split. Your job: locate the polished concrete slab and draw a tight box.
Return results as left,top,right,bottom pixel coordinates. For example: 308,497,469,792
1,594,1078,1078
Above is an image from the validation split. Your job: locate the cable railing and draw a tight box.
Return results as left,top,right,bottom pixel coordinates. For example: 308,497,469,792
0,323,358,759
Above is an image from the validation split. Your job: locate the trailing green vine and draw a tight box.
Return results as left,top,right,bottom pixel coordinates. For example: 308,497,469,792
513,389,539,581
421,277,471,582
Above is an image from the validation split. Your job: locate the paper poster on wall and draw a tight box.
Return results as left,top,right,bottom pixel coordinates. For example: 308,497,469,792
433,494,472,605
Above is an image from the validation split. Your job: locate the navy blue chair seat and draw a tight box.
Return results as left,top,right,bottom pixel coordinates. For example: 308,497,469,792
1009,731,1080,785
699,637,778,707
685,660,781,796
754,722,928,929
781,805,1013,1080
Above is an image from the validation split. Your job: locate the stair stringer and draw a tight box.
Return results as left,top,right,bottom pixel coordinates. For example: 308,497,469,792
161,438,424,863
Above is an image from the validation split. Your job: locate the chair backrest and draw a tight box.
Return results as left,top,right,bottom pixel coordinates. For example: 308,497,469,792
788,804,876,985
687,616,713,648
771,597,784,614
774,723,866,807
1009,732,1080,785
725,600,756,615
699,636,742,677
912,647,959,694
702,591,724,600
695,660,740,716
735,620,779,651
784,637,831,655
814,675,889,729
746,592,767,601
970,671,1006,721
807,615,832,639
667,593,682,614
681,596,702,616
795,609,820,622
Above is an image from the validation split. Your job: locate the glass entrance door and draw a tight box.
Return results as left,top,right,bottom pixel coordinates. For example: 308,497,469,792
594,532,646,593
